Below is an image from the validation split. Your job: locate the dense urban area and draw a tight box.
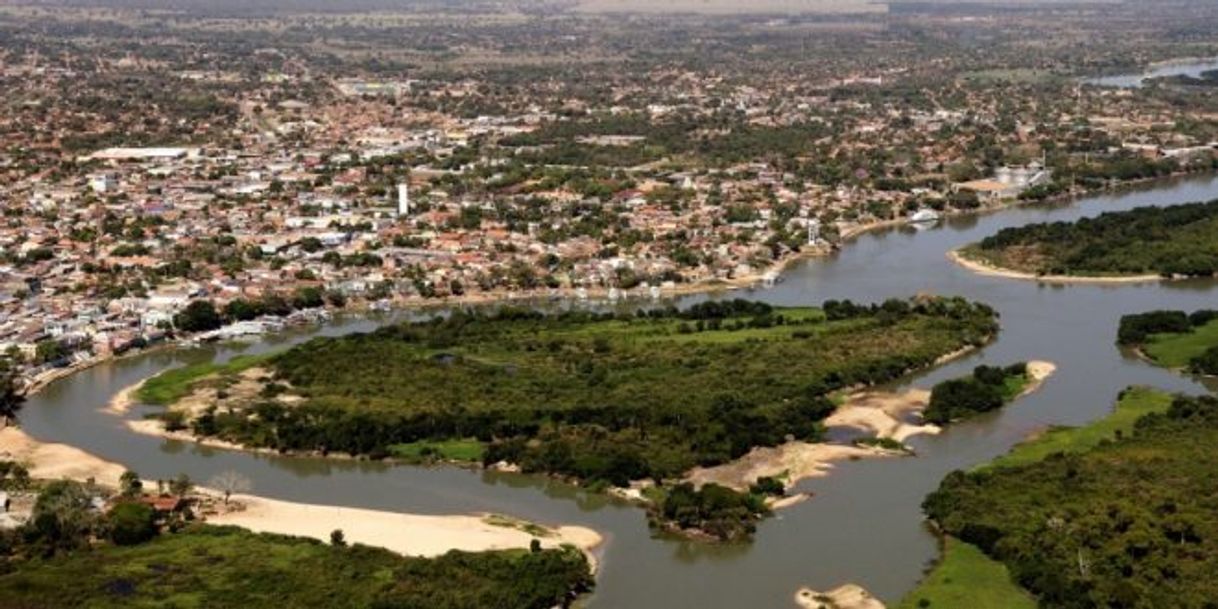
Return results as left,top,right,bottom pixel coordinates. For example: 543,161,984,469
5,1,1218,608
4,0,1218,389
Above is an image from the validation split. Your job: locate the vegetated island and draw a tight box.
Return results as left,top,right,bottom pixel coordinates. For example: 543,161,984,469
951,199,1218,281
906,385,1218,608
1118,308,1218,375
0,430,597,609
131,296,999,541
922,361,1054,425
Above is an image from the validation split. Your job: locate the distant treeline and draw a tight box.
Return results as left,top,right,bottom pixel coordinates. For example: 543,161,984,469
923,393,1218,608
972,200,1218,277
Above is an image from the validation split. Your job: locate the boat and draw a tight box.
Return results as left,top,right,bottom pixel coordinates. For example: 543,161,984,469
907,208,942,224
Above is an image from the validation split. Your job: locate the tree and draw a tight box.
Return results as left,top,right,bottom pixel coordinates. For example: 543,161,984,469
208,470,252,505
0,356,24,426
169,473,193,497
120,470,143,499
174,300,223,333
330,529,346,546
31,480,95,551
106,502,157,546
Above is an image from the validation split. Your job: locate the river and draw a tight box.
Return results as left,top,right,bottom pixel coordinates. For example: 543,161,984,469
17,172,1218,608
1084,57,1218,88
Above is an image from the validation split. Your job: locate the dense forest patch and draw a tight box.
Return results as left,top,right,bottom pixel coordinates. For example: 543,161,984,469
0,523,592,609
923,391,1218,608
922,362,1030,425
962,200,1218,278
148,297,997,488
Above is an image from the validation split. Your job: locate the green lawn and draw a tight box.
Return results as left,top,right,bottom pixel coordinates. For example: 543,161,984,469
1143,319,1218,368
136,353,272,405
897,537,1037,609
388,439,486,463
981,386,1173,470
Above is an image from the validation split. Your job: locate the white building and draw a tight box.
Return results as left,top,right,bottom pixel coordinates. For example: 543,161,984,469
397,183,410,217
89,173,118,194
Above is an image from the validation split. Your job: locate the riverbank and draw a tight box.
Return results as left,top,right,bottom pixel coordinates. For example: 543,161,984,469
685,359,1056,495
210,494,603,562
795,584,886,609
0,424,126,487
0,424,603,562
946,249,1163,284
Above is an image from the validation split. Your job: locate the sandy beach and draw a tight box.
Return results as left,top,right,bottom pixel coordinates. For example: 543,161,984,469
0,425,127,487
210,495,602,560
1023,360,1057,393
947,249,1163,284
826,388,940,443
685,361,1056,496
795,584,886,609
685,441,891,494
0,424,603,561
103,378,145,414
686,387,943,493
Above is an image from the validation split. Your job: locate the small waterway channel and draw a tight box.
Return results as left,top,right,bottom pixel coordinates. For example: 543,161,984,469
18,172,1218,608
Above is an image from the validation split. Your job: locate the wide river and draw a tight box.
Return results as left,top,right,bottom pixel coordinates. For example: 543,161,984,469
19,172,1218,608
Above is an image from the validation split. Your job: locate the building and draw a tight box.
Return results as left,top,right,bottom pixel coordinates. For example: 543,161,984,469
83,147,199,162
953,163,1053,202
397,183,410,217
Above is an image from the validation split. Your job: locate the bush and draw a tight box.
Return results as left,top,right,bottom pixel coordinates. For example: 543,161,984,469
1189,346,1218,376
107,502,158,546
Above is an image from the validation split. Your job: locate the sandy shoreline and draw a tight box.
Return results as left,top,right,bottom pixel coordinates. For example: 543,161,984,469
795,584,886,609
947,249,1163,284
0,425,127,487
210,494,602,561
0,424,603,562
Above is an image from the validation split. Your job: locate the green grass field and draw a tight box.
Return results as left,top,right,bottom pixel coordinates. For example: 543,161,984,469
136,354,272,405
897,537,1037,609
1143,319,1218,368
982,386,1173,470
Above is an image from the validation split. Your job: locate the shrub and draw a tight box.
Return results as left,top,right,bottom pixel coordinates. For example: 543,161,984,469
107,503,158,546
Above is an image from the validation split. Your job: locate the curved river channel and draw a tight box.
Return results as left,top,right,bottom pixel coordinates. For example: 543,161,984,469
19,172,1218,608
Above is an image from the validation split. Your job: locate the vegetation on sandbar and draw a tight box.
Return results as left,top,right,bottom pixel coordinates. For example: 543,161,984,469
136,353,273,406
962,200,1218,278
147,297,997,490
922,362,1030,425
647,481,776,542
